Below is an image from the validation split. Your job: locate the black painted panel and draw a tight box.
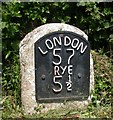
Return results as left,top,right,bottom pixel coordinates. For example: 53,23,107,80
35,31,90,102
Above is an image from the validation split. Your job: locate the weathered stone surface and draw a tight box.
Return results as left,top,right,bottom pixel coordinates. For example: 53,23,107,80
19,23,94,115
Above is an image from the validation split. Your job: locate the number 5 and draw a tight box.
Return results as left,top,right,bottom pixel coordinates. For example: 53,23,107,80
53,76,62,93
53,48,62,65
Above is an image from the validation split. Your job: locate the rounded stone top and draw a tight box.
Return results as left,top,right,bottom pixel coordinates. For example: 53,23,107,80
20,23,88,48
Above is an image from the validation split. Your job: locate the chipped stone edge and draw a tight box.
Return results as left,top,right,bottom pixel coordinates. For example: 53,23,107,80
19,23,94,115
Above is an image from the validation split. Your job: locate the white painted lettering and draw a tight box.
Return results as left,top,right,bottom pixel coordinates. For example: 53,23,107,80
66,75,72,91
53,48,62,65
71,38,79,49
77,42,87,54
66,81,72,91
53,76,62,93
60,66,67,75
68,65,73,74
38,47,48,55
53,37,62,46
67,49,74,64
64,36,71,46
45,39,54,49
54,66,60,76
68,75,71,82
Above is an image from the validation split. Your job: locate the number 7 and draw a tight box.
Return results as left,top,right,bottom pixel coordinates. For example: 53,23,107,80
67,49,74,64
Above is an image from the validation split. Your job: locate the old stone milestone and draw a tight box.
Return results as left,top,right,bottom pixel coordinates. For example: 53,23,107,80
35,31,90,101
19,23,94,114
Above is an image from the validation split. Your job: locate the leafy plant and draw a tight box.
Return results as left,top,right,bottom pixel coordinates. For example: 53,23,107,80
92,50,112,107
2,52,21,107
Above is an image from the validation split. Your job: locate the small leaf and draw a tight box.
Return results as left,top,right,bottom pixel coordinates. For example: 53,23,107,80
111,17,113,22
5,51,11,59
104,22,110,29
77,2,86,7
109,38,113,43
109,34,113,39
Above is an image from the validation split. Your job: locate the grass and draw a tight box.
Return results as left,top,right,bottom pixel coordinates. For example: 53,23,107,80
2,50,113,119
23,105,111,118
